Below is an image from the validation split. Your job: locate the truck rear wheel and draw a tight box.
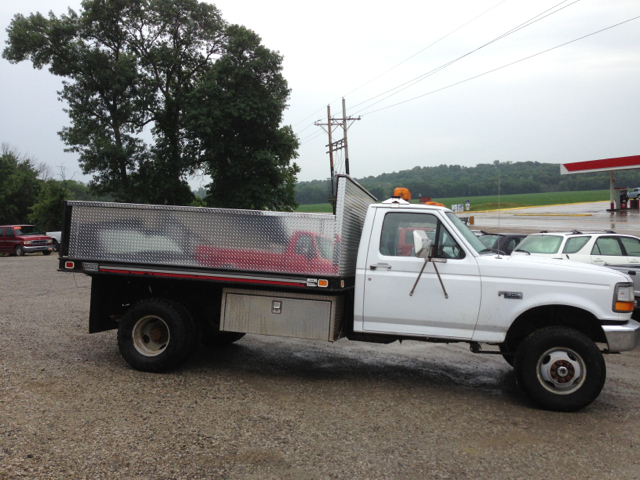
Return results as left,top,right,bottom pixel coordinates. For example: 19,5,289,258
514,326,605,412
118,298,197,373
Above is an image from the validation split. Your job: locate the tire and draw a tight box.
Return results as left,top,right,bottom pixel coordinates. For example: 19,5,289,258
499,343,515,367
42,250,52,256
202,331,245,347
514,326,606,412
15,245,25,256
52,239,59,252
117,298,197,373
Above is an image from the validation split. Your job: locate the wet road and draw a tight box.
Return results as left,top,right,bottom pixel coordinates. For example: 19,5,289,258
469,202,640,236
1,255,640,479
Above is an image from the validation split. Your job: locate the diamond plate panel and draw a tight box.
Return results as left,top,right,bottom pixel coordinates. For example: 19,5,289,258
66,175,376,277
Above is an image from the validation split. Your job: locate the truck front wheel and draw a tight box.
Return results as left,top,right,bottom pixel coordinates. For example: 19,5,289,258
118,298,197,373
514,327,605,412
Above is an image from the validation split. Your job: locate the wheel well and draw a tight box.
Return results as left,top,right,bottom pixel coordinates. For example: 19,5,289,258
504,305,607,351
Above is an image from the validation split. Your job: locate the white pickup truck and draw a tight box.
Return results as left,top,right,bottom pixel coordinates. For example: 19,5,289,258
58,175,640,411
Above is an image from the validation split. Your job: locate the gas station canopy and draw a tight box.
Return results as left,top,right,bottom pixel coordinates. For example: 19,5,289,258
561,154,640,210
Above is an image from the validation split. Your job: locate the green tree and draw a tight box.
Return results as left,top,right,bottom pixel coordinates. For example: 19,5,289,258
0,144,43,224
3,0,298,207
28,178,73,232
187,25,299,210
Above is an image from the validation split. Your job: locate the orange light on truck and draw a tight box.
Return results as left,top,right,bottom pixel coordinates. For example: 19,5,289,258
615,301,634,312
318,279,329,288
393,188,411,202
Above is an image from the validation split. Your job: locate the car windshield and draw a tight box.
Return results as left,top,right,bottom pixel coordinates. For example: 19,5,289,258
13,226,44,236
514,235,563,254
444,212,494,255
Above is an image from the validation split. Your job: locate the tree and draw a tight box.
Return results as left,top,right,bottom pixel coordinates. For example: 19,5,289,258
28,178,73,232
3,0,298,207
187,25,299,210
0,144,43,224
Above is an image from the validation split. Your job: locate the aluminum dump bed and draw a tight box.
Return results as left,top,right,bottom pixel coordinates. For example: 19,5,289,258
59,175,375,289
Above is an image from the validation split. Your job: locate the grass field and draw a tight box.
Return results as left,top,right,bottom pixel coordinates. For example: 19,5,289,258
296,189,611,213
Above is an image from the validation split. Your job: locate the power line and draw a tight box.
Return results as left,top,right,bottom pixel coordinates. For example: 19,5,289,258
350,0,579,115
340,0,510,99
292,0,510,136
360,14,640,117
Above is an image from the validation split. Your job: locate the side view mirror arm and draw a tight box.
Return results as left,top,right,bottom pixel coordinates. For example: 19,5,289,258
410,230,448,298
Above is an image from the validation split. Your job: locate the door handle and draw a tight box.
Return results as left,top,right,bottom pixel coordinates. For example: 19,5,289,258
630,259,639,263
594,258,603,262
370,263,392,270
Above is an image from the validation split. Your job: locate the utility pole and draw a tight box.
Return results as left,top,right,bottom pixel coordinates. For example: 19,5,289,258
315,99,360,211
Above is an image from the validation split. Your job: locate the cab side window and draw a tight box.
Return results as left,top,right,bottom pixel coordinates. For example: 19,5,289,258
5,228,14,238
379,212,464,259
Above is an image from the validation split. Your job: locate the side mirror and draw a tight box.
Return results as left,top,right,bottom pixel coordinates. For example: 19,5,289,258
413,230,433,259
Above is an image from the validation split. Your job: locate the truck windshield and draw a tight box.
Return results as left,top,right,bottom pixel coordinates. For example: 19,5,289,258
444,213,493,255
13,226,44,236
513,235,563,254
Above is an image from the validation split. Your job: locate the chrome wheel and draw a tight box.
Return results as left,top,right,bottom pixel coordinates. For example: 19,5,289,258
536,347,586,395
132,315,170,357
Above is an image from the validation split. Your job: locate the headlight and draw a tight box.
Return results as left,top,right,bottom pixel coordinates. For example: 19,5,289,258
613,283,635,312
24,240,32,245
47,239,53,244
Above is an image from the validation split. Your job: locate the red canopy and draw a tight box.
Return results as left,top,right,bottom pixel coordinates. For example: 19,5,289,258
561,155,640,175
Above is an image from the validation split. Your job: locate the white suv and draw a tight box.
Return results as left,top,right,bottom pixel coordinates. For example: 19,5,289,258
512,230,640,266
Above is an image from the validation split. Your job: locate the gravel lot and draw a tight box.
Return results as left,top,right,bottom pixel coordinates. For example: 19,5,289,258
1,254,640,480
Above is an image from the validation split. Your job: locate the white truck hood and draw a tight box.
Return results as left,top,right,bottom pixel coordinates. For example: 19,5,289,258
476,253,631,285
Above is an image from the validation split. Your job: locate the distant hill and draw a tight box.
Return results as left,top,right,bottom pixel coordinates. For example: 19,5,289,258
294,160,640,204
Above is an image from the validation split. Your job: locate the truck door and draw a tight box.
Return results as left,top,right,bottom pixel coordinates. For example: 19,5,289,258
362,211,482,339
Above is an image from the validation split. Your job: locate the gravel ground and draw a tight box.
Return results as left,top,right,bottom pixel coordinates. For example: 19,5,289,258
1,254,640,480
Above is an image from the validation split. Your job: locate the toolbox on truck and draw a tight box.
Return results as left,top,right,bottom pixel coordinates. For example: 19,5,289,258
221,288,344,341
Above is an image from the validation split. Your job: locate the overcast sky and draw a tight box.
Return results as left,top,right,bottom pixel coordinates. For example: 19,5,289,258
1,0,639,188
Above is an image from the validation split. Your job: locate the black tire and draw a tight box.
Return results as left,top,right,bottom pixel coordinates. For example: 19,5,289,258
499,343,515,367
202,331,245,347
117,298,197,373
514,326,606,412
42,250,52,256
52,239,59,252
15,245,25,256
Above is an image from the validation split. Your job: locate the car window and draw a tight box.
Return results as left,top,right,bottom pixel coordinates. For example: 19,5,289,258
444,212,489,255
5,228,14,238
380,212,463,259
620,237,640,256
514,235,563,254
316,236,333,261
592,237,623,256
0,228,4,237
563,236,591,254
294,234,315,257
504,238,519,254
479,235,499,248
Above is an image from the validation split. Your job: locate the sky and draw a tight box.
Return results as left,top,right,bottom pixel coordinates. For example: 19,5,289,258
1,0,639,189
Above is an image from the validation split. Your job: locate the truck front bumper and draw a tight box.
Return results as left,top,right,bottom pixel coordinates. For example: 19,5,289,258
602,319,640,352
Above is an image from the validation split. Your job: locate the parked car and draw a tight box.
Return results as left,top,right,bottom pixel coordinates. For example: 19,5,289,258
0,225,54,256
476,232,529,255
46,231,62,252
627,187,640,199
512,230,640,267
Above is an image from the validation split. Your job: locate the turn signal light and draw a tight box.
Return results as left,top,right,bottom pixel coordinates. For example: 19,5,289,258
614,301,634,312
318,279,329,288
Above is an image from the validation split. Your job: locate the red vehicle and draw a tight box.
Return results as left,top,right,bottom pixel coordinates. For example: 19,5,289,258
195,231,338,275
0,225,54,256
